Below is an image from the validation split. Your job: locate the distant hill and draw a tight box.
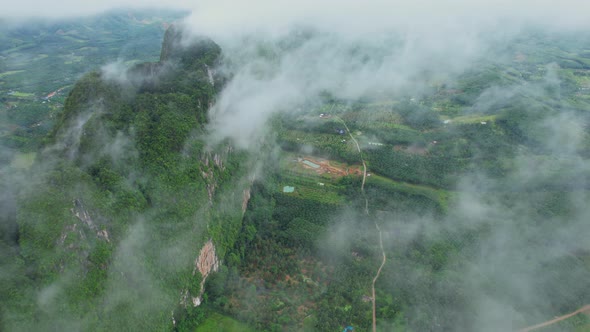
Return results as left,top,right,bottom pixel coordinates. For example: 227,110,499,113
0,9,187,160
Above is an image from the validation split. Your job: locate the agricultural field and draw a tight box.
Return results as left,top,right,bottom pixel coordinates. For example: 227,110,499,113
195,312,256,332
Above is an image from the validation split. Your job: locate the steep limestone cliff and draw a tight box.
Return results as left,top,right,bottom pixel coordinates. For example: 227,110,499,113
8,26,250,332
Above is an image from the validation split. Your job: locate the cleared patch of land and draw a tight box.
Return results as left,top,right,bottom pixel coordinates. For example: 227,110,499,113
0,70,25,78
445,114,497,124
195,312,255,332
281,153,363,179
10,152,36,169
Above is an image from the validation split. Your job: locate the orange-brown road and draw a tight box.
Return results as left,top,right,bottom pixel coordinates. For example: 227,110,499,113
519,305,590,332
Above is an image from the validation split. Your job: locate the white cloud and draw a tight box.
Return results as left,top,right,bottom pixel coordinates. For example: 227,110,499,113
3,0,590,29
178,0,590,149
185,0,590,39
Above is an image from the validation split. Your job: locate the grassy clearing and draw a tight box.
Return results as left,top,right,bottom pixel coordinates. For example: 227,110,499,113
0,70,25,78
10,152,36,169
572,73,590,87
279,172,345,204
77,46,99,52
63,55,85,64
367,174,451,211
60,35,88,43
432,100,463,116
366,121,413,131
9,91,35,98
281,183,344,204
279,129,358,160
366,100,399,107
2,43,36,54
32,54,49,61
448,114,497,124
195,312,255,332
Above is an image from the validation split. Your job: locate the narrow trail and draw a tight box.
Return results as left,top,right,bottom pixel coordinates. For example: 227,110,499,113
336,114,367,192
335,111,387,332
519,305,590,332
372,222,386,332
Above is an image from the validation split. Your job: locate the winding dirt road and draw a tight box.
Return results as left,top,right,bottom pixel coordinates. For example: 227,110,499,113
335,111,387,332
519,305,590,332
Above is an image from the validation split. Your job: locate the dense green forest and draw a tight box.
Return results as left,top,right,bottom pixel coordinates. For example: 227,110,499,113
1,16,590,332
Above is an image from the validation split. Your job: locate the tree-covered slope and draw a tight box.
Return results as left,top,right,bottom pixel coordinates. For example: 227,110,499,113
1,26,251,331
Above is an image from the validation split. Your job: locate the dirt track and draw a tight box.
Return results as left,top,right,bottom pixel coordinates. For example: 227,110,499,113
336,111,387,332
519,305,590,332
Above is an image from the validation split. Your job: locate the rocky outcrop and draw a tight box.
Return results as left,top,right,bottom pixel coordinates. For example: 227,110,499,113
205,64,215,87
200,146,233,205
242,188,251,214
60,199,110,248
126,25,220,94
191,239,219,307
195,239,218,277
70,198,110,242
159,25,221,66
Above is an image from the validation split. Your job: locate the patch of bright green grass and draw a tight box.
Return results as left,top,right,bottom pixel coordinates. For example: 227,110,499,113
0,70,25,78
195,312,255,332
10,152,36,169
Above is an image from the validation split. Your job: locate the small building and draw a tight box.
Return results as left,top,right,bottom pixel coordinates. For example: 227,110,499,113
283,186,295,193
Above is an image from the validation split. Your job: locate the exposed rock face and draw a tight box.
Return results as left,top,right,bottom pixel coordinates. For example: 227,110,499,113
56,199,111,273
71,199,93,229
242,188,251,214
60,199,110,248
195,239,219,277
191,239,219,307
159,25,221,65
124,26,220,97
205,64,215,86
200,148,232,205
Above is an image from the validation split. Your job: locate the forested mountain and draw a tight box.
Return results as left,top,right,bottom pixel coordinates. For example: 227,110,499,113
1,26,252,331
